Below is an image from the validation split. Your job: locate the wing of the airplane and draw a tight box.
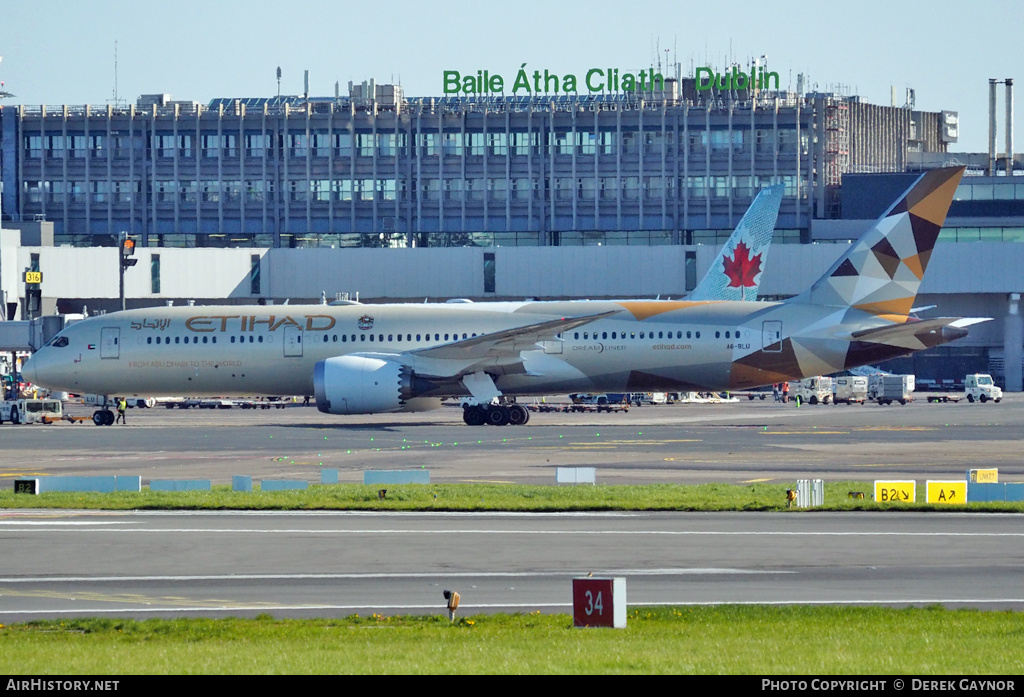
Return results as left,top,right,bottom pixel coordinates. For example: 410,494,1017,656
689,184,783,302
409,310,616,361
389,310,617,380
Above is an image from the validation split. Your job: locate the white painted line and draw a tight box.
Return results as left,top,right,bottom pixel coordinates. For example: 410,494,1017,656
0,568,790,584
3,599,1024,617
2,526,1023,537
0,521,131,526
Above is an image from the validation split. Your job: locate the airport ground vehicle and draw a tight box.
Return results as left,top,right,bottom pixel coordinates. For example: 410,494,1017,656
833,376,868,405
965,374,1002,403
0,398,63,424
86,394,156,409
792,377,833,405
627,392,667,406
739,387,772,400
570,393,614,405
868,374,915,405
162,397,291,409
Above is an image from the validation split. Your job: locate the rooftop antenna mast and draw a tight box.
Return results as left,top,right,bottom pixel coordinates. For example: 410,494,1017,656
111,41,120,105
276,66,282,98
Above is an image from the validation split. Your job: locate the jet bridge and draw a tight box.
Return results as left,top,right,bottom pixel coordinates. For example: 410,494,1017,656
0,315,64,352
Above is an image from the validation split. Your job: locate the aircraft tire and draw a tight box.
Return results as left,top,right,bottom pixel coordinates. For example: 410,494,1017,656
92,411,105,426
508,404,530,426
463,406,485,427
486,406,510,427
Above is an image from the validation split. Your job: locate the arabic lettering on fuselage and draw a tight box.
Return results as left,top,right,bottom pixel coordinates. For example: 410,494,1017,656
183,314,337,332
129,318,172,331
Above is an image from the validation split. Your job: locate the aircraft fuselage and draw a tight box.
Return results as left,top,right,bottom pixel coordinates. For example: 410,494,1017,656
24,298,933,401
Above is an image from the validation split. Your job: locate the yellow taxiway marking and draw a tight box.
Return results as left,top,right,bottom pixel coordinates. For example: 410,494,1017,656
858,426,935,432
530,439,702,449
0,473,49,478
0,589,284,608
597,439,704,444
740,478,775,483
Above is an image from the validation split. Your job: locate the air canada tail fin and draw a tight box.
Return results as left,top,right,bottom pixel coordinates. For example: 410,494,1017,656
796,166,965,315
689,184,783,301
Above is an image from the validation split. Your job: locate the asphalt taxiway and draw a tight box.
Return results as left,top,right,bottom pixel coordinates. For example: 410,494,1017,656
0,395,1020,485
1,396,1021,621
2,509,1022,621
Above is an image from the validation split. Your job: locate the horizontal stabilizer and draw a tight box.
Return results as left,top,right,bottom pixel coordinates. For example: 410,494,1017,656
847,317,989,350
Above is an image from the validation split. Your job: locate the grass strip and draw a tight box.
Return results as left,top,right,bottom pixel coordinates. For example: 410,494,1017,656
1,606,1022,674
1,481,1022,512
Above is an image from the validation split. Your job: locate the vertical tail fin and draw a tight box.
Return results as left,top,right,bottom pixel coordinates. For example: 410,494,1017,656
689,184,783,301
796,166,964,314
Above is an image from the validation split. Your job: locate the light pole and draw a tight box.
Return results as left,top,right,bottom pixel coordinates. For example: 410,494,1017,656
118,231,137,311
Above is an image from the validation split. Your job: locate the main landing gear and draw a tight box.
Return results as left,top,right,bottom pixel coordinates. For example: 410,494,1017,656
462,402,530,427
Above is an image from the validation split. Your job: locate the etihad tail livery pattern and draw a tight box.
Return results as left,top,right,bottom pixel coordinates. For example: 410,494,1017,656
25,168,977,427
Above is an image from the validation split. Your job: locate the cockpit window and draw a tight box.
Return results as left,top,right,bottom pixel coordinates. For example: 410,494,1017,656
46,336,69,348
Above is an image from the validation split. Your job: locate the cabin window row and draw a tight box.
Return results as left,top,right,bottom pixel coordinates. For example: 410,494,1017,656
574,330,702,340
312,332,477,343
148,335,220,344
572,329,744,340
145,332,481,345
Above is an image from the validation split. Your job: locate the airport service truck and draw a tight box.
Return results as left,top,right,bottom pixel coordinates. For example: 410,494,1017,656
0,398,63,424
85,394,157,409
833,376,868,405
965,374,1002,403
868,374,915,405
792,377,833,405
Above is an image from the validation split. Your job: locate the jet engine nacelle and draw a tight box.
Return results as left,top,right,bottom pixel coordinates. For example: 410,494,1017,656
314,355,408,415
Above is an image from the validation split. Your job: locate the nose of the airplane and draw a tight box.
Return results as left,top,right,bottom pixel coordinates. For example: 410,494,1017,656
22,352,39,385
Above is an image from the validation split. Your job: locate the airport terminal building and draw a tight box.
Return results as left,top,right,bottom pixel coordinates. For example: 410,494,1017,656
1,77,1023,388
0,78,955,248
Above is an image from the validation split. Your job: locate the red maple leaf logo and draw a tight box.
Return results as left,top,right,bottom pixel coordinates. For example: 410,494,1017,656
723,241,762,289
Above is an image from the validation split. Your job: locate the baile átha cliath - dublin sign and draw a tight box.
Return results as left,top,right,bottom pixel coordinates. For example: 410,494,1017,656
442,64,780,96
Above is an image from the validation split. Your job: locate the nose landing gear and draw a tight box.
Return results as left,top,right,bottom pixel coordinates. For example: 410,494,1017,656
92,409,115,426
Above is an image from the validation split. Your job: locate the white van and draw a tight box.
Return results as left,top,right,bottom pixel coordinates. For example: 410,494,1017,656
965,374,1002,403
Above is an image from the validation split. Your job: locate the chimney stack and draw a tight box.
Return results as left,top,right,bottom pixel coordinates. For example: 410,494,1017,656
1006,79,1014,175
989,79,998,176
